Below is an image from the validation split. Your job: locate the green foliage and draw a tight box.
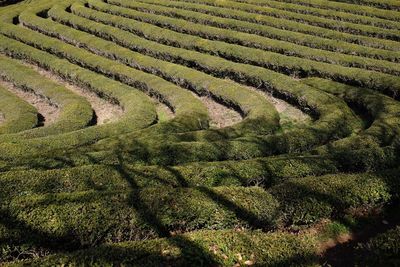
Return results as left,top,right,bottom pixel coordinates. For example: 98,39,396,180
270,170,398,225
0,84,37,134
109,0,400,76
11,229,320,266
356,226,400,266
86,0,400,98
0,54,93,139
0,0,398,265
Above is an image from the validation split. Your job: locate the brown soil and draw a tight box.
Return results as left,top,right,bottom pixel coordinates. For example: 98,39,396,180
150,90,243,127
199,96,242,128
189,91,242,128
249,87,311,126
225,79,311,127
320,204,400,266
26,63,124,125
0,79,59,126
319,233,354,254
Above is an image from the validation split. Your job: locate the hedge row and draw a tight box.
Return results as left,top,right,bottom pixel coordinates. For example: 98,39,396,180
0,8,221,157
269,0,400,21
23,6,280,137
74,78,400,166
0,3,360,163
0,187,279,249
104,0,400,76
134,0,400,52
331,0,400,11
0,54,94,139
176,0,400,40
132,0,400,62
4,4,387,166
0,83,37,134
7,229,320,266
66,1,338,120
84,0,400,98
2,8,394,169
269,169,400,225
0,37,155,142
0,155,339,198
233,0,400,29
68,1,392,117
356,226,400,266
0,35,159,158
2,145,399,197
1,169,398,255
303,78,400,149
0,19,207,125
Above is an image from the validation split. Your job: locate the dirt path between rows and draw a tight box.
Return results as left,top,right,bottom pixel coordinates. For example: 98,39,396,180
200,95,242,128
0,79,58,126
320,204,400,266
26,63,124,125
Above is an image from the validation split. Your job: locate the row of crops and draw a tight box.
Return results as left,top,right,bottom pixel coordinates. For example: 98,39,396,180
0,0,399,265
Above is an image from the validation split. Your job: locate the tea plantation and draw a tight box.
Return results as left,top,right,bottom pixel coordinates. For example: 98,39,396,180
0,0,399,266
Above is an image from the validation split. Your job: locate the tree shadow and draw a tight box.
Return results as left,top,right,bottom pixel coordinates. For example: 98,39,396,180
109,142,221,265
0,0,25,7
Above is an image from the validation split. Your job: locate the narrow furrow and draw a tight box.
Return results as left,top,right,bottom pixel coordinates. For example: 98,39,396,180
0,79,58,127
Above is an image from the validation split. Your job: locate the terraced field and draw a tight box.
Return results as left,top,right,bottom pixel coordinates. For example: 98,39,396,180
0,0,399,266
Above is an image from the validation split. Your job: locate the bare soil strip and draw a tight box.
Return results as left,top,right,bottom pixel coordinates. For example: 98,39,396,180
188,91,242,128
26,63,124,125
151,87,242,127
257,89,312,125
229,79,312,127
199,95,242,128
0,80,58,126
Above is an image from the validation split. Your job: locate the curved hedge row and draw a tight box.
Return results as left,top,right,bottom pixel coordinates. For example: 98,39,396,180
0,3,360,164
0,54,94,139
1,169,398,263
8,229,321,266
0,83,37,134
0,0,398,265
332,0,400,11
23,5,280,137
0,34,158,154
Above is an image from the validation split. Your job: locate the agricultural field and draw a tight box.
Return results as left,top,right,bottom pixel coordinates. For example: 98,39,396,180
0,0,399,265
